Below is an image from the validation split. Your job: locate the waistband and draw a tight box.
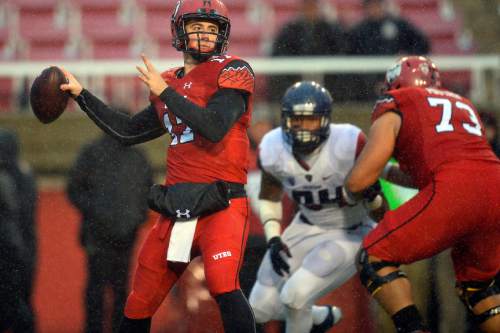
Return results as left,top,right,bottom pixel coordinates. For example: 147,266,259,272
226,182,246,199
299,214,362,230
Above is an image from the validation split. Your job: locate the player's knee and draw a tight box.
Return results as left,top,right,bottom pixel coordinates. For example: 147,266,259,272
456,278,500,328
279,279,309,310
279,268,327,310
123,263,169,318
249,281,280,323
124,291,155,319
357,248,407,296
280,288,308,311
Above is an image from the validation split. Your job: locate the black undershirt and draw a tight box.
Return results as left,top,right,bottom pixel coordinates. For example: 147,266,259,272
160,87,247,142
75,87,247,145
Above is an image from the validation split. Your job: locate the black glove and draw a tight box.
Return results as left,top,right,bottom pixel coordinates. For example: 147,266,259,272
335,186,357,207
362,180,382,202
336,180,382,207
268,236,292,276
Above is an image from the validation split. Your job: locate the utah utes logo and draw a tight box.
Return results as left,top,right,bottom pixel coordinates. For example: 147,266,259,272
419,62,430,75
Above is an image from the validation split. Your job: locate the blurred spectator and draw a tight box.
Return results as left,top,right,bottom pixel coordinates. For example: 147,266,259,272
348,0,430,55
0,128,35,333
479,110,500,157
9,130,38,329
67,130,153,333
268,0,346,101
18,77,31,112
347,0,430,100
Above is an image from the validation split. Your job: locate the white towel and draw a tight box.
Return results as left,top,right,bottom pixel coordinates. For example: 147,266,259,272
166,218,198,263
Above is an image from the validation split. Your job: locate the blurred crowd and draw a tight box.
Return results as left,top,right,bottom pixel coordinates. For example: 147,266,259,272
269,0,429,101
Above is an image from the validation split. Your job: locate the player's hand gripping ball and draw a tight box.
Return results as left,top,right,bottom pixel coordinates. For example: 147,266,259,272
30,66,70,124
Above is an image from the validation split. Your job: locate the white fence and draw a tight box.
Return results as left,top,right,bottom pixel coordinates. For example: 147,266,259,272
1,55,499,106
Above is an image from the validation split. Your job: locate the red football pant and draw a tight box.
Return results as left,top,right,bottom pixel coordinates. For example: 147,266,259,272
364,160,500,283
124,197,249,319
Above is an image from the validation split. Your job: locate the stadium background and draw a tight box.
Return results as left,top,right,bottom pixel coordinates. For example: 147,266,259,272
1,0,500,332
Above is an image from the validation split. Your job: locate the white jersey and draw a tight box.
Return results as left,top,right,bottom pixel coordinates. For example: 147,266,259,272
259,124,369,229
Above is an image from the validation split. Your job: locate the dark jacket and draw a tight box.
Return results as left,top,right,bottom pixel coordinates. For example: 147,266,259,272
0,129,31,274
348,15,430,55
67,135,153,250
272,17,346,56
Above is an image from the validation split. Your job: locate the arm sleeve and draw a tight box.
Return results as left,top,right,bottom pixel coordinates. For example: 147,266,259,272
159,87,247,143
75,89,166,146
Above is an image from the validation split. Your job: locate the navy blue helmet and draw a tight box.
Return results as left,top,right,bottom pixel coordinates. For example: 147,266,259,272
281,81,333,154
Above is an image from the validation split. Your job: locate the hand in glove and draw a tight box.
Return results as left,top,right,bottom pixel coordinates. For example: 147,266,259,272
268,236,292,276
336,180,382,207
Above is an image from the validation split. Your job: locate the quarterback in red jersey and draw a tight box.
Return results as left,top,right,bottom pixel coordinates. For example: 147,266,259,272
60,1,256,332
340,56,500,333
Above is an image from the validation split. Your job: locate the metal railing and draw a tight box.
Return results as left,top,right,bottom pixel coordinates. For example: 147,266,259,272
1,55,499,105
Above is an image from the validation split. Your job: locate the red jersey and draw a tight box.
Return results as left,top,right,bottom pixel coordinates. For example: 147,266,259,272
372,87,499,189
150,55,255,185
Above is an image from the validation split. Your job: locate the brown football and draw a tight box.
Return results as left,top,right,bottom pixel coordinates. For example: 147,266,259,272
30,66,70,124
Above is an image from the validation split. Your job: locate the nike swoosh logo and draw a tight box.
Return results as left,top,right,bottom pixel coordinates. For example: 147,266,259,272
322,175,334,181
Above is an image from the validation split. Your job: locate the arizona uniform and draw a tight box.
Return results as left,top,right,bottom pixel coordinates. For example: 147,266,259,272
250,124,375,322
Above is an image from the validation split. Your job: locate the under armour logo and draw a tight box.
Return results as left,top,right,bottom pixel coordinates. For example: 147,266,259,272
184,82,192,89
176,209,191,219
203,0,211,6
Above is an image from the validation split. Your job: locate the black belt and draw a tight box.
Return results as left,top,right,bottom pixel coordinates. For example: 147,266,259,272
299,214,362,230
226,182,246,199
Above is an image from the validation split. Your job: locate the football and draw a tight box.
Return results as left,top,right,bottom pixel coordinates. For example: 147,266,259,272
30,66,70,124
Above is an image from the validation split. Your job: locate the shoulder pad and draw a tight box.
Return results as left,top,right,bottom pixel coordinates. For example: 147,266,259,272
329,124,361,157
371,94,400,123
218,59,255,94
258,128,284,172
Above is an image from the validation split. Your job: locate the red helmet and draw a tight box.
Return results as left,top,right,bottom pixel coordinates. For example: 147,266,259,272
385,56,441,91
171,0,230,57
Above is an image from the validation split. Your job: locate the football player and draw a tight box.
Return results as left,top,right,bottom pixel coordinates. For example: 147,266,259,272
248,81,385,333
342,56,500,333
60,1,256,332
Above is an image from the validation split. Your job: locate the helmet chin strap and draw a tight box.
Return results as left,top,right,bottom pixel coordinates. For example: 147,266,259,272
185,51,212,63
